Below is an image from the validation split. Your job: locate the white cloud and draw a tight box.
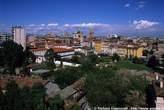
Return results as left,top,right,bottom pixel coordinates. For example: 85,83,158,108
40,24,45,26
29,24,35,27
64,23,111,28
136,1,146,9
124,3,130,8
47,23,58,26
133,20,159,30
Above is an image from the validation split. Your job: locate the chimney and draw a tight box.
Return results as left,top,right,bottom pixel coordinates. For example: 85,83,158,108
160,80,163,88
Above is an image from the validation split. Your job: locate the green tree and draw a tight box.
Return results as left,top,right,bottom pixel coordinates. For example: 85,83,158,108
0,88,6,110
71,55,80,64
53,67,82,89
80,54,98,71
0,81,47,110
132,57,144,64
50,95,63,110
161,54,164,68
5,81,22,110
44,48,56,70
142,50,149,57
0,48,5,66
24,47,36,65
147,55,158,69
84,68,148,107
30,83,46,109
68,104,80,110
1,41,25,74
112,53,120,62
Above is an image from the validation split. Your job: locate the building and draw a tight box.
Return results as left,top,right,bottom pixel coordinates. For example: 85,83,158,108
0,34,12,43
116,46,127,57
152,73,164,108
127,45,144,58
73,31,83,46
12,26,26,49
31,47,75,63
93,40,103,54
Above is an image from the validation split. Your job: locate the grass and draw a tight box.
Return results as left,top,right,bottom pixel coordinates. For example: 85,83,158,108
115,60,151,71
99,57,112,63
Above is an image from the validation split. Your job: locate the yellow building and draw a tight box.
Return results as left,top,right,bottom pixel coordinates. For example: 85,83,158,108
127,46,144,58
116,45,144,58
93,40,102,53
117,46,127,57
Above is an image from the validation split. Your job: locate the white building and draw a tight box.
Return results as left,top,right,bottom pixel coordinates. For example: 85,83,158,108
12,26,26,49
31,47,75,63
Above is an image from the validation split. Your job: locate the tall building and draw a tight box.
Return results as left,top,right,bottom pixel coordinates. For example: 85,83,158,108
12,26,26,49
73,29,83,45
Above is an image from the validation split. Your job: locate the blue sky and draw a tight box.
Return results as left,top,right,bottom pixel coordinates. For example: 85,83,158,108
0,0,164,36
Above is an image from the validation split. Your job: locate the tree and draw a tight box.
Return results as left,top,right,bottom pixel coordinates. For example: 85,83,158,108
5,80,22,110
142,50,149,57
44,48,56,70
71,55,81,64
68,104,80,110
147,55,158,69
52,67,83,89
24,47,36,65
80,54,98,71
0,48,5,66
84,68,148,107
30,83,46,109
0,80,48,110
132,57,144,64
161,54,164,68
112,53,120,62
49,95,64,110
0,88,6,110
1,41,25,74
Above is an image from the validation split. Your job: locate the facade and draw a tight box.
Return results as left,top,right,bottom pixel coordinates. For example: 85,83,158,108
0,34,12,43
73,31,83,45
93,40,102,54
12,26,26,49
116,46,127,57
127,45,144,58
31,47,75,63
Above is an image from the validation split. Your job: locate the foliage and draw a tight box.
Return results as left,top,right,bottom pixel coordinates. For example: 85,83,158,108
71,55,81,64
0,41,36,74
147,55,158,69
142,50,149,57
24,47,36,65
44,48,56,70
112,53,120,62
99,56,112,63
0,48,5,66
116,60,151,71
0,88,6,110
80,54,98,71
0,81,46,110
68,104,80,110
161,54,164,67
49,95,64,110
84,68,148,107
0,41,25,74
132,57,144,64
50,67,83,89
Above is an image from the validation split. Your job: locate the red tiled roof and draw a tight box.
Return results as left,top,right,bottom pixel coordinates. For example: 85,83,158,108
0,76,48,89
31,47,74,53
52,48,74,53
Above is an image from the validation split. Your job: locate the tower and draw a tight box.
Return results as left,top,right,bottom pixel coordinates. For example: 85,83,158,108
12,26,26,50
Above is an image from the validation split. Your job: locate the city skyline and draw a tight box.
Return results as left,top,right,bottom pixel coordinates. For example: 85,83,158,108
0,0,164,37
